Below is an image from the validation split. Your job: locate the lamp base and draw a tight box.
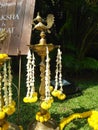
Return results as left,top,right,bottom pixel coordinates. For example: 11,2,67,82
8,123,20,130
0,118,20,130
28,119,59,130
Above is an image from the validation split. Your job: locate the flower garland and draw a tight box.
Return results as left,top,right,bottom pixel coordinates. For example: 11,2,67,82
51,48,66,100
60,110,98,130
36,111,51,123
23,50,38,103
0,60,15,120
88,111,98,130
41,47,53,111
45,47,51,101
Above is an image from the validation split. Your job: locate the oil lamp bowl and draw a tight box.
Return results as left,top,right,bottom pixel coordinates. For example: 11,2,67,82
29,44,59,57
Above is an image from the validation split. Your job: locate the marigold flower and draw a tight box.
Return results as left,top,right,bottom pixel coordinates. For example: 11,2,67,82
51,90,61,97
57,93,66,100
36,111,51,123
88,111,98,130
0,111,5,119
41,101,51,110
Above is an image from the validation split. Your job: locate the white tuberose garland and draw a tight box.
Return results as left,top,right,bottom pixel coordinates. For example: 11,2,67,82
8,60,13,104
45,47,51,100
55,48,63,92
26,50,35,98
3,62,9,106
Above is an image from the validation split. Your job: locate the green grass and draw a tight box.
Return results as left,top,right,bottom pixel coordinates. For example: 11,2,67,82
8,75,98,130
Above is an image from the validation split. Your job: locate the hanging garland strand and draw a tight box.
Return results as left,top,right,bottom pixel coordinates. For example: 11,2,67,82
8,60,13,105
52,47,66,100
45,47,51,100
23,50,37,103
58,48,63,92
26,50,32,98
3,62,9,106
30,52,36,98
54,49,59,91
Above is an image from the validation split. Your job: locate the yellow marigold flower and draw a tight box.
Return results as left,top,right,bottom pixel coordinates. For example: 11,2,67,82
36,114,40,121
0,111,5,119
0,54,8,59
3,106,15,115
49,86,53,92
41,101,51,110
88,111,98,130
48,97,54,103
44,112,51,122
60,110,92,130
23,94,38,103
23,97,29,103
36,111,51,122
51,90,60,97
39,116,44,123
7,107,16,115
29,96,38,103
32,92,37,97
10,100,16,107
57,93,66,100
81,111,92,118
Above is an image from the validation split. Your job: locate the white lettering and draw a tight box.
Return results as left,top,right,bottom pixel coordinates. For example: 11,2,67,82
0,14,20,21
0,27,15,34
0,2,16,8
1,22,6,27
7,27,15,34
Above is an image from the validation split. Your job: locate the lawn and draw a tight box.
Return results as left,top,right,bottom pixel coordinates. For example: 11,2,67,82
8,74,98,130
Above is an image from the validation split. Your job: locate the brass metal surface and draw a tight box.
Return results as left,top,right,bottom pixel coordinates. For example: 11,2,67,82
28,119,59,130
0,118,20,130
28,13,60,129
8,123,20,130
29,13,59,100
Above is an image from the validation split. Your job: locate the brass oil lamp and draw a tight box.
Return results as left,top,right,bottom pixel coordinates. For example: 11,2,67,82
27,13,59,130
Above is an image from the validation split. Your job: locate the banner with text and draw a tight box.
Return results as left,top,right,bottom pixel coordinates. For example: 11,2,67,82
0,0,35,55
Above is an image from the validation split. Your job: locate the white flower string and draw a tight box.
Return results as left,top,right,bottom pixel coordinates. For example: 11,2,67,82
0,60,16,119
45,47,51,100
8,60,13,104
55,48,63,92
26,50,32,98
51,47,66,100
40,47,52,111
30,53,35,98
26,50,36,98
23,49,38,103
3,62,9,106
54,49,59,91
58,48,63,92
